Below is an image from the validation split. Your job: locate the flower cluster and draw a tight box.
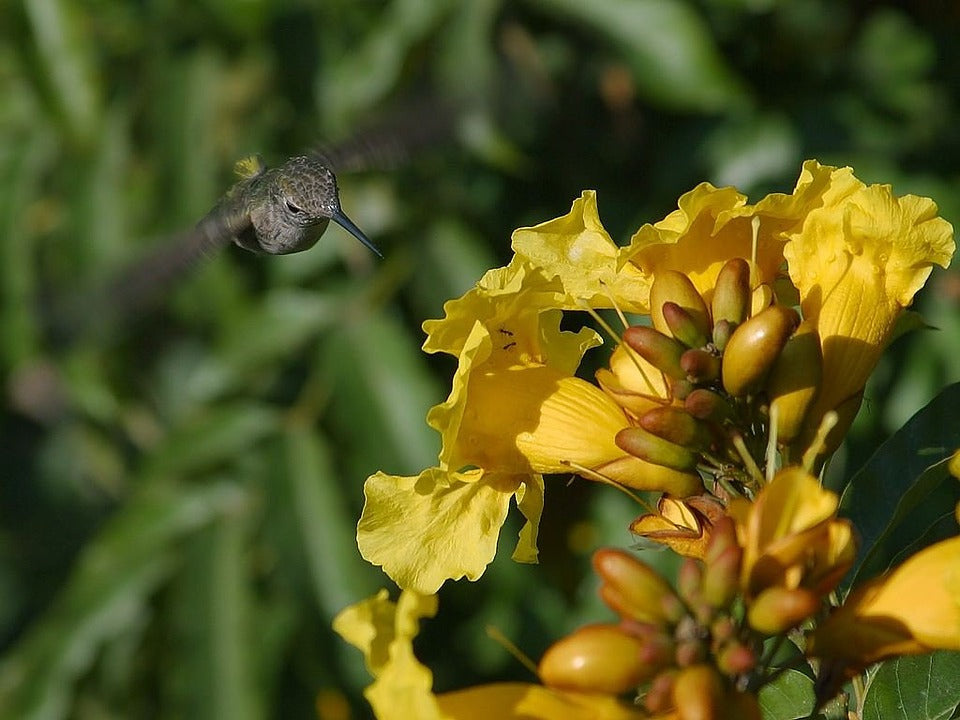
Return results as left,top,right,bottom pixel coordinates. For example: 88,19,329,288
337,160,958,718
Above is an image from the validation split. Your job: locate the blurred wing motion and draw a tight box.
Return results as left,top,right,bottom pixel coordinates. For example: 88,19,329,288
48,98,458,346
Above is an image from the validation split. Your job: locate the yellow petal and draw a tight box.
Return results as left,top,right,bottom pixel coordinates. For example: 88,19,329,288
511,190,651,313
437,683,648,720
808,536,960,665
334,590,446,720
622,182,792,303
357,469,522,593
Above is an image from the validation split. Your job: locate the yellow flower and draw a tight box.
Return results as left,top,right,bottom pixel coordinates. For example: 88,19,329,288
807,536,960,667
334,590,647,720
360,196,701,593
783,160,955,455
728,467,857,600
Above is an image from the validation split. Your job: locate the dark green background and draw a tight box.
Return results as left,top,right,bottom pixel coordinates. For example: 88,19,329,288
2,1,959,717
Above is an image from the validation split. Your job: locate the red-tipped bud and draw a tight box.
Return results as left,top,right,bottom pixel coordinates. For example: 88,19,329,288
593,549,685,625
712,258,751,326
663,301,710,348
623,325,687,380
639,406,712,450
685,388,735,424
680,348,722,383
716,641,757,675
651,271,711,340
701,545,742,610
676,559,703,607
644,670,677,714
747,586,821,634
538,623,657,694
721,305,800,397
616,427,699,472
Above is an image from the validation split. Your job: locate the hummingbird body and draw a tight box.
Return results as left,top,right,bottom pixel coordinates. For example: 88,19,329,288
205,154,379,257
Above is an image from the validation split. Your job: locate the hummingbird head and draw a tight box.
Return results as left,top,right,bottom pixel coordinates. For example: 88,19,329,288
245,155,382,257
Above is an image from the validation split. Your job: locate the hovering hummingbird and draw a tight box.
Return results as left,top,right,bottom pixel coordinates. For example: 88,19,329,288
50,100,457,343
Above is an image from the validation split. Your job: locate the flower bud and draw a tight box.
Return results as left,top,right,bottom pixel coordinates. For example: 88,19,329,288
593,549,685,625
663,301,710,348
616,427,699,472
712,258,751,326
767,320,822,443
751,283,774,315
676,559,703,607
684,388,735,424
644,670,676,714
672,664,725,720
651,270,711,341
711,319,735,352
716,640,757,675
538,623,656,694
701,545,741,610
639,406,712,450
623,326,687,380
680,348,721,384
721,305,800,397
747,586,820,634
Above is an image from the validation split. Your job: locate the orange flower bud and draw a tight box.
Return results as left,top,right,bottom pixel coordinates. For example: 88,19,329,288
680,348,722,383
639,406,712,450
651,270,711,341
747,586,820,634
721,305,800,396
672,664,725,720
593,549,685,625
617,427,699,471
711,319,735,352
623,325,688,380
712,258,751,326
538,623,656,694
716,640,757,675
663,301,710,348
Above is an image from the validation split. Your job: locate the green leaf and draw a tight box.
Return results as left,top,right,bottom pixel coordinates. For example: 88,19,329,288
757,668,817,720
525,0,747,111
839,382,960,592
0,480,246,720
860,651,960,720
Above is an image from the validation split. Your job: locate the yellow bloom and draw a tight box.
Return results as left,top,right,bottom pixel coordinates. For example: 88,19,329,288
783,160,955,455
628,494,727,559
807,536,960,667
334,590,646,720
729,467,857,599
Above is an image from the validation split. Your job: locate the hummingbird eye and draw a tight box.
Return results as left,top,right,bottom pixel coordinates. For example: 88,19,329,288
284,198,304,215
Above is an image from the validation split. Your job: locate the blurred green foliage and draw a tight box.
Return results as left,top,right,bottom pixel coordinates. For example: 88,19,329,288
1,0,959,718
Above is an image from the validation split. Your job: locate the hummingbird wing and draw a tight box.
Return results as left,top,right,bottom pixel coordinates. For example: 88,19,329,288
48,205,250,346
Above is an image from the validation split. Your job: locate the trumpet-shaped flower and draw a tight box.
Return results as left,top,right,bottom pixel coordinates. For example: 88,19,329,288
334,590,647,720
783,161,955,455
728,468,857,599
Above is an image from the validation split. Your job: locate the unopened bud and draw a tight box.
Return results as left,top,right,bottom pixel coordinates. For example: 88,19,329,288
639,406,712,450
672,664,725,720
721,305,800,397
712,258,751,326
716,640,757,675
768,320,822,443
676,559,703,607
712,318,736,352
685,388,735,424
751,283,774,315
623,326,687,380
651,271,711,341
680,348,721,383
644,670,676,714
616,426,699,471
539,623,657,694
593,549,685,625
701,545,741,610
663,301,709,348
747,586,820,634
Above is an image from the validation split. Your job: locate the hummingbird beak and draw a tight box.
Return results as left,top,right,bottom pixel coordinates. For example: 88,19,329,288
332,209,382,258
